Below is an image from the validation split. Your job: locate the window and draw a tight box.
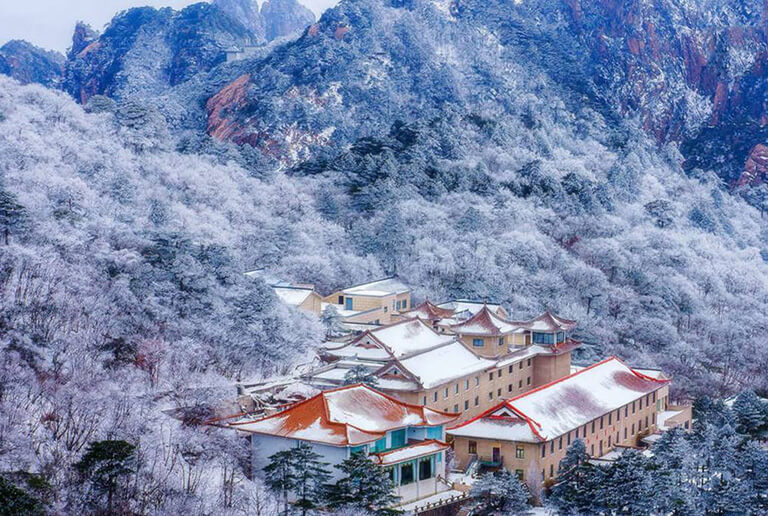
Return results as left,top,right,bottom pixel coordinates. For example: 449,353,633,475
632,401,636,413
422,396,426,405
418,457,433,480
498,337,504,346
591,421,595,433
582,426,587,438
509,365,514,373
527,377,531,385
383,306,388,313
464,400,469,410
488,392,493,400
591,444,594,456
391,429,406,448
402,299,407,309
532,332,554,344
625,406,628,418
632,423,635,434
518,380,523,389
468,441,477,454
444,388,449,399
624,428,627,439
350,445,367,455
527,359,532,367
338,295,344,304
472,338,484,347
515,469,524,480
373,438,387,452
474,396,479,406
433,392,437,402
453,404,459,412
567,432,571,446
557,331,565,343
519,362,523,370
465,379,469,390
550,464,554,477
608,436,612,448
616,432,619,443
475,377,479,386
489,372,494,381
559,437,563,450
508,384,513,392
516,446,524,459
600,417,604,430
550,441,554,453
400,462,415,485
541,445,546,458
639,398,643,410
396,300,402,310
645,416,649,428
608,413,612,425
455,384,459,395
616,409,620,421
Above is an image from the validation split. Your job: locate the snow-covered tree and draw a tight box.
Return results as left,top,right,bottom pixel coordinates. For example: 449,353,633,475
548,440,603,515
343,364,379,388
732,390,766,436
470,469,530,514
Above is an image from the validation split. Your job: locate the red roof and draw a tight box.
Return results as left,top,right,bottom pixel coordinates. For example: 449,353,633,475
448,357,669,442
231,384,459,446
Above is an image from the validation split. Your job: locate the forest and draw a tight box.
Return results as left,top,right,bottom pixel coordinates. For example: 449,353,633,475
3,0,768,513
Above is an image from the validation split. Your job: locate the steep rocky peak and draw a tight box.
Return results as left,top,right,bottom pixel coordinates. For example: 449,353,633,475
261,0,316,41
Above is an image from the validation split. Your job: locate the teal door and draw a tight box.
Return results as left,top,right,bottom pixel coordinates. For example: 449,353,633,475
345,297,354,310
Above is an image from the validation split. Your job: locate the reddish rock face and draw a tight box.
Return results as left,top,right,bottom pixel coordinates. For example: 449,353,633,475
206,74,251,141
737,144,768,186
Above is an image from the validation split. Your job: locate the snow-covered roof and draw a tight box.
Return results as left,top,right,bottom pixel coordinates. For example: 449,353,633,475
274,286,316,306
394,341,496,389
524,310,577,332
449,306,525,336
232,384,458,446
342,277,410,297
656,409,686,431
401,300,456,322
448,357,669,443
373,439,449,465
437,300,506,318
349,319,455,359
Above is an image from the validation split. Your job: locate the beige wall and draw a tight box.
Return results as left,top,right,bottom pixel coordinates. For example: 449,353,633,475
532,352,572,388
451,385,671,483
456,333,526,359
298,292,322,316
378,354,541,423
322,291,411,324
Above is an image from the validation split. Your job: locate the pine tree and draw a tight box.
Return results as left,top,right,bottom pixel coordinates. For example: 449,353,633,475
601,450,654,515
263,449,296,516
321,304,345,337
732,390,766,436
705,424,753,514
291,442,331,516
343,365,379,388
738,440,768,512
327,452,399,515
0,188,27,245
470,469,530,514
74,440,136,515
548,440,603,515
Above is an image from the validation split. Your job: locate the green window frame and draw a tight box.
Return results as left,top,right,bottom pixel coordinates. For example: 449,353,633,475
390,429,406,449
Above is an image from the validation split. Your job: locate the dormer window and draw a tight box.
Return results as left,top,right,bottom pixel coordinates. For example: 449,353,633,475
557,331,565,343
532,332,555,345
472,338,484,347
498,337,504,346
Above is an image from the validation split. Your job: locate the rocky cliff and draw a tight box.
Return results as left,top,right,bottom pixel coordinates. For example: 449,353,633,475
0,40,65,88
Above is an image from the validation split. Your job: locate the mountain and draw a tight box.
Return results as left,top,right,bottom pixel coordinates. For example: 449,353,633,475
0,40,65,88
261,0,316,41
64,3,257,103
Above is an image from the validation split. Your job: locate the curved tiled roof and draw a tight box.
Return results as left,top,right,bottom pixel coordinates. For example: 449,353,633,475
231,384,459,446
449,305,524,336
401,300,456,321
